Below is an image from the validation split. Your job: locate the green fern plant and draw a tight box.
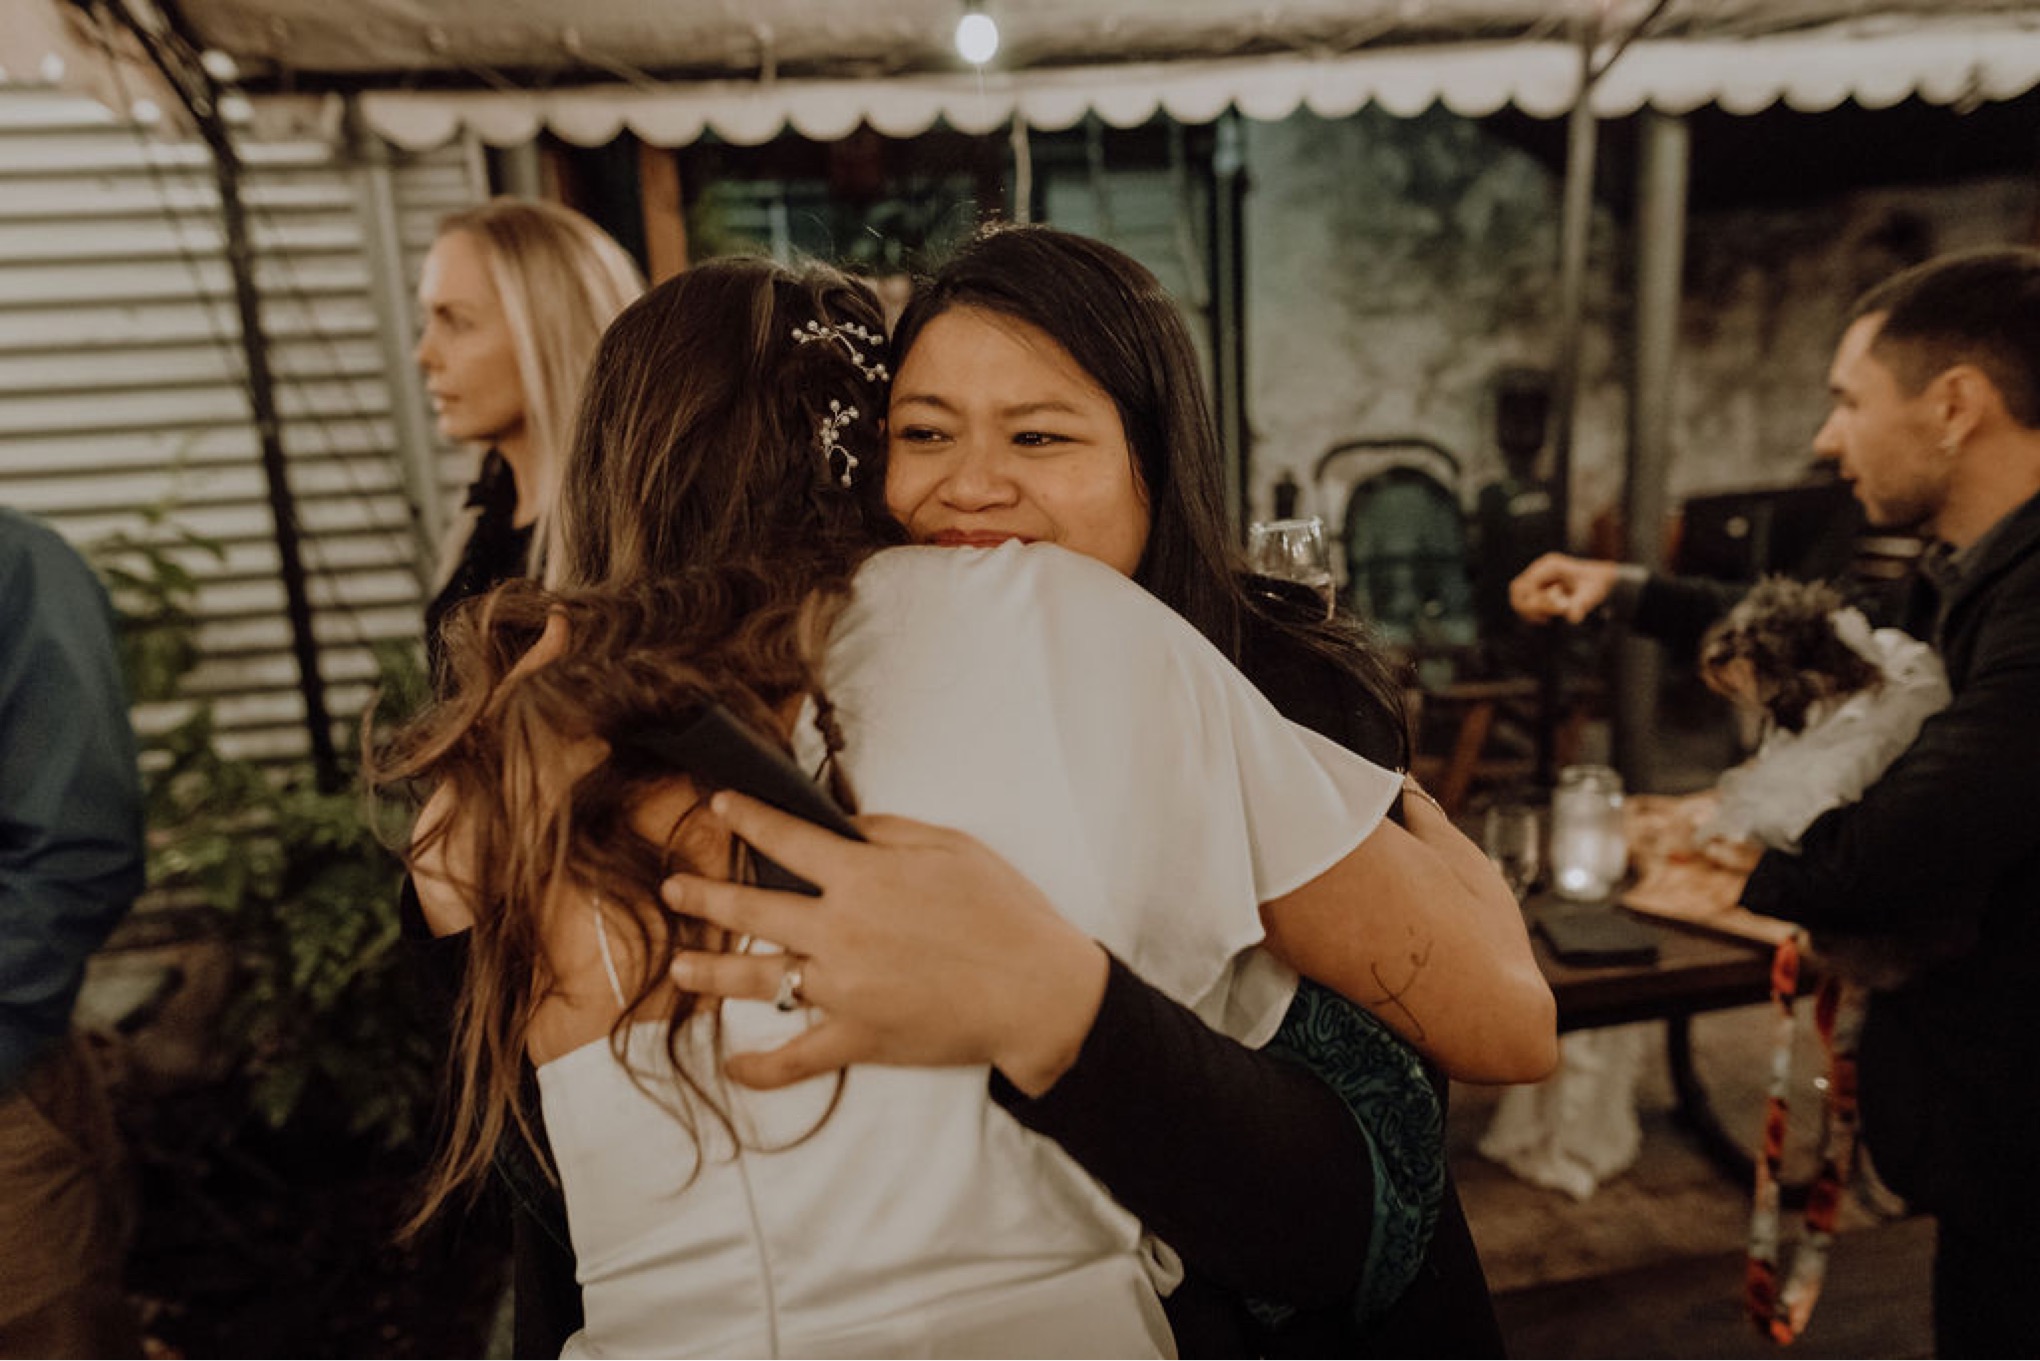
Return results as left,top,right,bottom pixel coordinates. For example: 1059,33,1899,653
91,510,437,1151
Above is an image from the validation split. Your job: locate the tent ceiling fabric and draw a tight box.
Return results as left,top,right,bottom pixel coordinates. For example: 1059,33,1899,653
325,19,2040,151
171,1,2031,81
172,1,2040,147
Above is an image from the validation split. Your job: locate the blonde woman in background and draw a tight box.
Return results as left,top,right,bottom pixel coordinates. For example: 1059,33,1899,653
404,195,639,1354
414,197,643,667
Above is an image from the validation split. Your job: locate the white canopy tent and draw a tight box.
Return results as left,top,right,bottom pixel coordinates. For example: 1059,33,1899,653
168,2,2040,115
10,0,2036,779
22,3,2034,146
337,17,2040,150
78,0,2040,553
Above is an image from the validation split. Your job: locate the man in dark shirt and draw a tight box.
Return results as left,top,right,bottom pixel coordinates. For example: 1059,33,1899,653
1737,251,2040,1356
1513,251,2040,1354
0,508,146,1356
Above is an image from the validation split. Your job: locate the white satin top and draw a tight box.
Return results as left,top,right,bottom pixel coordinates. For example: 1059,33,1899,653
540,544,1400,1358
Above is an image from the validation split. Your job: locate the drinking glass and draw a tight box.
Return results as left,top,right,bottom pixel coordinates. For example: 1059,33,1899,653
1247,516,1335,611
1483,801,1543,903
1549,763,1628,901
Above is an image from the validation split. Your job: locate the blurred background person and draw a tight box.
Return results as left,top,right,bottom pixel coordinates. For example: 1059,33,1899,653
1737,249,2040,1355
0,507,145,1358
414,197,643,672
405,196,639,1353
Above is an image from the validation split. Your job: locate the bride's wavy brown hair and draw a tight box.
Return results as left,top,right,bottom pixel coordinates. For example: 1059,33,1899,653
372,256,904,1234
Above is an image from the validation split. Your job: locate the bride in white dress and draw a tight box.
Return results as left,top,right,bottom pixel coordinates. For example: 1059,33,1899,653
386,257,1549,1358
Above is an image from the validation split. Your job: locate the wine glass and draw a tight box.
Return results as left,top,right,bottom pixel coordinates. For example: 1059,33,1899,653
1483,800,1543,903
1246,516,1335,612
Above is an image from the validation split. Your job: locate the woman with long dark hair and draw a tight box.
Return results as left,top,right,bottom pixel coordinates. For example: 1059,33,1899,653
673,225,1535,1352
387,254,1547,1356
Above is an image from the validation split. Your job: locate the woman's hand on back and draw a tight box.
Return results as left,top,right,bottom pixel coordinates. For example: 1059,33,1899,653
662,793,1109,1097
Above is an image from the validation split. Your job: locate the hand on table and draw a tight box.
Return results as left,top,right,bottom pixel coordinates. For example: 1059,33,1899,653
1698,836,1763,875
662,793,1108,1097
1509,552,1623,624
1622,794,1762,927
1623,793,1759,873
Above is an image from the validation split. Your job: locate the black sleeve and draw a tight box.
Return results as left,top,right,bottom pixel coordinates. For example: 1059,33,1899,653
399,876,468,1052
990,955,1373,1305
1628,572,1745,659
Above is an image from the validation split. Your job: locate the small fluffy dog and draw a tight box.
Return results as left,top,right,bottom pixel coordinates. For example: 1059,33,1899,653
1697,576,1953,985
1700,577,1887,737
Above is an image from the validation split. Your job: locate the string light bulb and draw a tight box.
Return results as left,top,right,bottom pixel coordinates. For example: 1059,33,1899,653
955,3,999,66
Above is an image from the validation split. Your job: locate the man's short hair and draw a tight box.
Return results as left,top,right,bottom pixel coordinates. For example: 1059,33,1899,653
1852,247,2040,429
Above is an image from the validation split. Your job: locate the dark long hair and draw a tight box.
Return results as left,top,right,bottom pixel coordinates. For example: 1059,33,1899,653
561,255,902,589
889,224,1409,759
376,257,899,1232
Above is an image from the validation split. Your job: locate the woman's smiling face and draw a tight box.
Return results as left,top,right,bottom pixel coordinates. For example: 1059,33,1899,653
885,306,1150,577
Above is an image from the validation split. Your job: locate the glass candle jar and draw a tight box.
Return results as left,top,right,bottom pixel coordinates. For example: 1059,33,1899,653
1549,763,1628,901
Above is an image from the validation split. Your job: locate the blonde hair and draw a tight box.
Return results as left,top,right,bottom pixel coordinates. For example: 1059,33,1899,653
431,198,644,586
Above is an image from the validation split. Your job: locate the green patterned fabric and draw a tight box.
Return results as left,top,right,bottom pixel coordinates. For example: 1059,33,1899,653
1250,977,1444,1327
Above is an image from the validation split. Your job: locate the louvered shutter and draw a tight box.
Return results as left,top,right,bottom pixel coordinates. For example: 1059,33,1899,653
0,83,484,765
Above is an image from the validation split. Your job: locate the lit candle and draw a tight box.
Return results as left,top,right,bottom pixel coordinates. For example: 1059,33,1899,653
1550,764,1626,901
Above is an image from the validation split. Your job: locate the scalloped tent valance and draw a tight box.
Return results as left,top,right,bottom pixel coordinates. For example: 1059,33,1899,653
334,17,2040,151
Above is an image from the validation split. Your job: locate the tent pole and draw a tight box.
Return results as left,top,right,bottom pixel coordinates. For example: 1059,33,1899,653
1615,109,1691,790
1535,28,1601,785
1547,33,1598,548
1209,111,1250,536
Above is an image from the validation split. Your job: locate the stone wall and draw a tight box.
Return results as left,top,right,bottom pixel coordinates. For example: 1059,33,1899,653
1243,105,2037,548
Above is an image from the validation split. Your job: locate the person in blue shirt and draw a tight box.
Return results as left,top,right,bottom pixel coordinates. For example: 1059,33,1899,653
0,506,146,1357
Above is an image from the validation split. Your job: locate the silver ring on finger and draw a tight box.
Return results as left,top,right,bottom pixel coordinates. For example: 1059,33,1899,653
773,956,808,1013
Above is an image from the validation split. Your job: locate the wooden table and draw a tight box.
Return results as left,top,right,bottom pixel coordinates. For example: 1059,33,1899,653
1526,898,1785,1190
1532,902,1776,1034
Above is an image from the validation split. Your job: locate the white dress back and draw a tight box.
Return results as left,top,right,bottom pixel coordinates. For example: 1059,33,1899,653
542,543,1400,1358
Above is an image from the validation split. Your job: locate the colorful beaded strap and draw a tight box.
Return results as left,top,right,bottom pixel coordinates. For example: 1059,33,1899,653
1745,931,1868,1344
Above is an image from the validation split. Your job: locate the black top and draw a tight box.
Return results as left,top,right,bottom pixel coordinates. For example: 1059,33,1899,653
404,450,570,1355
398,455,535,945
1244,595,1502,1359
1230,588,1503,1356
423,449,534,680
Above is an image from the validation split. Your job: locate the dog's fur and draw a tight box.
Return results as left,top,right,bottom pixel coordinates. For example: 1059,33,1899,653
1698,577,1883,732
